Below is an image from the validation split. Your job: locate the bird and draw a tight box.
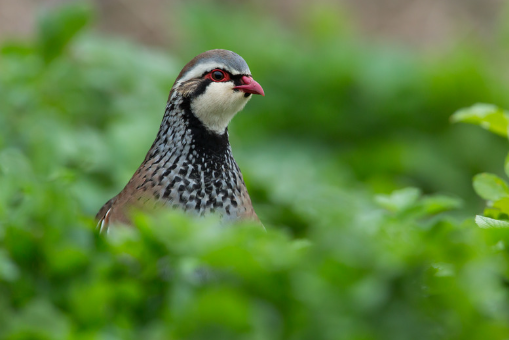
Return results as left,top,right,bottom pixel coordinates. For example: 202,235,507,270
96,49,265,232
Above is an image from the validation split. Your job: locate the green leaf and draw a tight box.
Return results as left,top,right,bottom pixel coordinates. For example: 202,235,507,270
451,103,509,137
491,197,509,217
375,187,421,213
472,173,509,201
37,2,93,63
475,215,509,229
419,195,462,215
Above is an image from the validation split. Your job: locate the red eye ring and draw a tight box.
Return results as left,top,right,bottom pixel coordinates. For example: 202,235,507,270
206,69,230,82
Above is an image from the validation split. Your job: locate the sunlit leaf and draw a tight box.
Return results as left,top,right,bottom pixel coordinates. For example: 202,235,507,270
375,187,421,213
473,173,509,201
491,197,509,217
475,215,509,229
451,103,509,137
419,195,462,215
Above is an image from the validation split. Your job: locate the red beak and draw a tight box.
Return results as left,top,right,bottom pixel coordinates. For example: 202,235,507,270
233,76,265,96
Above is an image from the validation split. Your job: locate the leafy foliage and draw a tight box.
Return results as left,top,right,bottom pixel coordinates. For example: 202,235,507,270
452,104,509,223
2,148,509,339
2,2,509,339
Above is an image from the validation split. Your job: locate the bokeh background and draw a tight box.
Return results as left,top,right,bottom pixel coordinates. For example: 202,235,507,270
1,0,509,227
2,0,509,338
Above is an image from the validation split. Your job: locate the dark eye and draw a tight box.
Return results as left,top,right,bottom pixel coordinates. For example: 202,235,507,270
211,70,225,81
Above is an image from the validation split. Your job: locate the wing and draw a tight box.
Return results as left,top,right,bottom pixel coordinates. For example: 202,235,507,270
95,197,116,233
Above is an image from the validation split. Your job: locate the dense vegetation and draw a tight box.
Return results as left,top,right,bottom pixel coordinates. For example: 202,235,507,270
1,2,509,339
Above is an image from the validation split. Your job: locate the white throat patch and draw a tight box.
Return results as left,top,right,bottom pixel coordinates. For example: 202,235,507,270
190,82,251,134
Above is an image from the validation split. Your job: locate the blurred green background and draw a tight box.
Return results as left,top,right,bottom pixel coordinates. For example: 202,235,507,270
2,0,509,339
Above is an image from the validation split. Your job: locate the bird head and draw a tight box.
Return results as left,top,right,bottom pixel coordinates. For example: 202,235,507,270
172,49,264,134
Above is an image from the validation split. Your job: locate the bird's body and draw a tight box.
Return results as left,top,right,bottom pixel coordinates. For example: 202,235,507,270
96,49,264,231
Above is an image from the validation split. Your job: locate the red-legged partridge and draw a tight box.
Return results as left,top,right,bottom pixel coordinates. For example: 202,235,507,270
96,49,264,232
